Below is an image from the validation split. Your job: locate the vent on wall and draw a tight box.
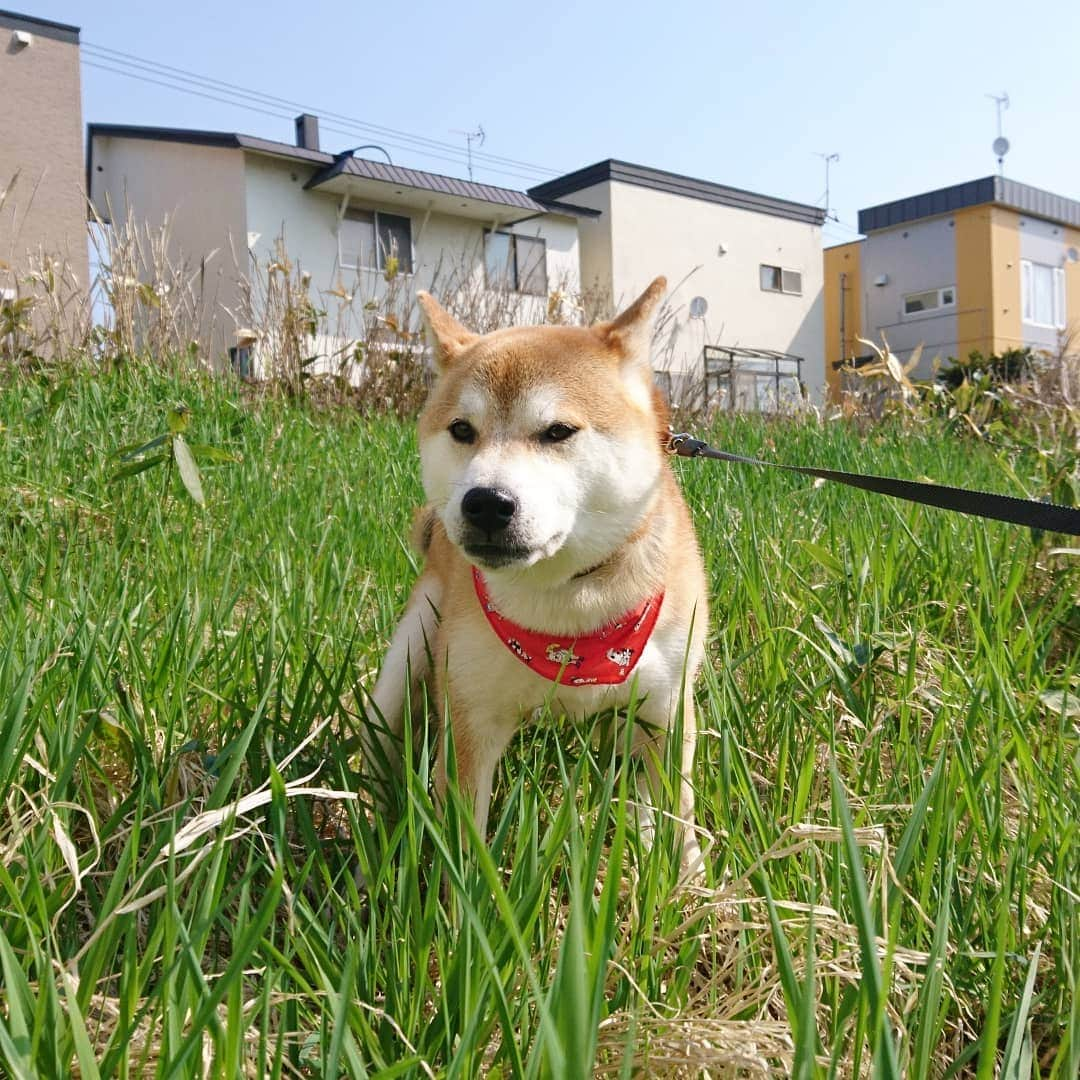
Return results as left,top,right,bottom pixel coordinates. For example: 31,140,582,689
873,274,889,287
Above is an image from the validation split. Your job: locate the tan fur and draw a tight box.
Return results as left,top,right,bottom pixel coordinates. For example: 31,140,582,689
370,278,709,876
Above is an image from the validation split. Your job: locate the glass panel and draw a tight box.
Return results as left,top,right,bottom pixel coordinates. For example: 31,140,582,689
904,289,938,314
376,213,412,274
781,269,802,295
484,232,513,289
514,235,547,296
340,208,374,270
940,287,955,306
759,264,781,291
1032,263,1054,325
1021,261,1033,321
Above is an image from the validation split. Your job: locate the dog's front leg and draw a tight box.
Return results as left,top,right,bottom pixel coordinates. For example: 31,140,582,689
433,692,519,841
634,686,704,880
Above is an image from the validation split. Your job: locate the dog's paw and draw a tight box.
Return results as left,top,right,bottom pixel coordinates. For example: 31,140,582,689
678,835,707,885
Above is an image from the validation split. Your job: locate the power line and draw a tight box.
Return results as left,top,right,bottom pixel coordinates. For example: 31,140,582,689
82,42,558,175
81,42,562,182
83,57,549,184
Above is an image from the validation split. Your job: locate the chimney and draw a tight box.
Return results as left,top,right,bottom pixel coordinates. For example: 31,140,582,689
294,113,320,152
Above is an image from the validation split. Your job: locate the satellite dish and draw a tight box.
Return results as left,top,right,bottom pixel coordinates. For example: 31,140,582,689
1067,247,1080,264
992,136,1010,158
689,296,708,319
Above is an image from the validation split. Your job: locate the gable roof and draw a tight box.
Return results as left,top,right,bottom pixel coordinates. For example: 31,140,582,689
529,159,826,225
858,176,1080,233
87,123,598,222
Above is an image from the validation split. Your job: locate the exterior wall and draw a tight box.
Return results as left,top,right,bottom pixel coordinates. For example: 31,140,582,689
1067,227,1080,349
954,204,1022,360
552,182,613,308
598,180,825,400
0,12,88,293
89,136,248,362
860,215,957,376
823,241,862,400
858,203,1076,372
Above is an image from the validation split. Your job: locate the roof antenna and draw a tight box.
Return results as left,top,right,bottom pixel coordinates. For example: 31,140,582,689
815,152,839,220
986,92,1010,175
452,124,485,180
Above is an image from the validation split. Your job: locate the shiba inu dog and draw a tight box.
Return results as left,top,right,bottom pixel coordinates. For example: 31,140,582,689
368,277,708,875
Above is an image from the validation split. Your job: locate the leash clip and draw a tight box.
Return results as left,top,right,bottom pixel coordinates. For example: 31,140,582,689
666,431,707,458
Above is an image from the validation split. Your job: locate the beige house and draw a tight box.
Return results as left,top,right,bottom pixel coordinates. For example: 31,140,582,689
530,161,827,406
0,8,88,295
88,116,592,369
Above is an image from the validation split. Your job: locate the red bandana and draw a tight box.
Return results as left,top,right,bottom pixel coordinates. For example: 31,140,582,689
472,568,664,686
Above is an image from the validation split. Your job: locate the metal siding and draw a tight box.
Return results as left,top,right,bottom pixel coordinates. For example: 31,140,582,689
333,157,544,213
860,176,1080,232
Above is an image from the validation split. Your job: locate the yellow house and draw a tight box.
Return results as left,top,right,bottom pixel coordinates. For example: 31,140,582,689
824,177,1080,399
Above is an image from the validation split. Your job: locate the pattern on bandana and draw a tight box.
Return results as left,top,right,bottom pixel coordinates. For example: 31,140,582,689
472,568,664,685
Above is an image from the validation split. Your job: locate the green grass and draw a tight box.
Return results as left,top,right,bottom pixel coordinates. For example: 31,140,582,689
0,368,1077,1077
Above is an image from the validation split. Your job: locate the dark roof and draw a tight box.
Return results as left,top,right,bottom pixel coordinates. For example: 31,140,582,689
859,176,1080,233
529,160,826,225
305,153,551,215
87,123,598,220
0,8,80,42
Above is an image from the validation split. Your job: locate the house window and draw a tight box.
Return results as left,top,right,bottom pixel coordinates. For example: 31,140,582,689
1021,260,1065,328
760,264,802,295
903,286,956,316
339,208,413,274
229,346,252,378
484,231,548,295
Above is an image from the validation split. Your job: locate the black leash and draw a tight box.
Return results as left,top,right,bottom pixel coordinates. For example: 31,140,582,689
667,433,1080,536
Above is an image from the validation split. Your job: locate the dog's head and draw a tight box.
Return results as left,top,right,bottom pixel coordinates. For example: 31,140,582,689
416,278,670,581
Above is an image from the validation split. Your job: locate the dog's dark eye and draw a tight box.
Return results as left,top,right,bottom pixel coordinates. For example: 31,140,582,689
448,419,476,444
539,423,577,444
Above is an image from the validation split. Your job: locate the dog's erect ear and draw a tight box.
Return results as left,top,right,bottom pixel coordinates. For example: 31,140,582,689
596,276,667,366
417,292,477,370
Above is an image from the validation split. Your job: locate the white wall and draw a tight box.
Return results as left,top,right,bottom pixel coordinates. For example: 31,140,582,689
597,180,825,400
89,136,248,361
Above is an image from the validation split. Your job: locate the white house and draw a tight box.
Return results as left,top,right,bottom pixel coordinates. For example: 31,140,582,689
529,161,827,406
88,115,828,406
87,114,592,371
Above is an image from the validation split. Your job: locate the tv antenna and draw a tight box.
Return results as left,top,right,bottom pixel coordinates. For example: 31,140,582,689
452,124,486,180
986,92,1010,174
816,152,840,218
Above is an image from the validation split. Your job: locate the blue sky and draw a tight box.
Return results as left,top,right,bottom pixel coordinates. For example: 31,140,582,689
40,0,1080,246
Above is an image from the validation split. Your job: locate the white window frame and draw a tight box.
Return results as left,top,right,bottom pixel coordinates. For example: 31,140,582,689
1020,259,1066,329
338,208,413,275
902,285,956,318
759,264,802,296
484,230,548,296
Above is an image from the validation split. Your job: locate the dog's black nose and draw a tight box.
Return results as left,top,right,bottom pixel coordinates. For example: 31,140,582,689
462,487,517,535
